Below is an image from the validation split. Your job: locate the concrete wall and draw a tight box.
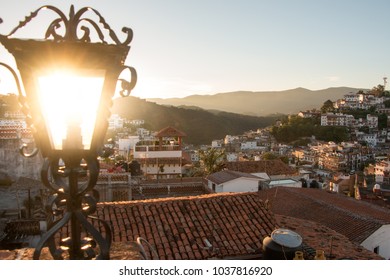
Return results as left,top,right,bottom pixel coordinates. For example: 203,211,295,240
361,224,390,260
0,139,42,181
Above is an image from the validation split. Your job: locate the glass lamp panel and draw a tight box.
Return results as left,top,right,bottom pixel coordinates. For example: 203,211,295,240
37,69,105,150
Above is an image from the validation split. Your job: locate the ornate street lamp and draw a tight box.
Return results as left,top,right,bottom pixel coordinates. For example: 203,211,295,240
0,5,136,259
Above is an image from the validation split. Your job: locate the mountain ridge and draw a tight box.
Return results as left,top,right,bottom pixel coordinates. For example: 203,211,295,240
147,87,364,116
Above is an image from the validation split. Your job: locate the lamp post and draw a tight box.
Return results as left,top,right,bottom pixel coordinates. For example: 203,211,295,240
0,5,136,259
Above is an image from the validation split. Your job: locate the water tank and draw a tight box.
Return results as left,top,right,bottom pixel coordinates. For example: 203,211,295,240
373,184,381,194
262,228,302,260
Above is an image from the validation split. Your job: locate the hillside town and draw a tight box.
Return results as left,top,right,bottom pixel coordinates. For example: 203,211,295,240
2,85,390,260
3,2,390,274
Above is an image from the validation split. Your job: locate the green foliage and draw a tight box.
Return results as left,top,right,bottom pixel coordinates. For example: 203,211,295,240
340,108,372,119
378,113,388,130
262,152,279,160
314,126,349,142
358,126,369,134
271,116,349,143
383,91,390,97
291,138,311,147
370,84,385,97
271,116,318,143
198,148,226,175
321,99,334,113
262,152,289,164
384,99,390,108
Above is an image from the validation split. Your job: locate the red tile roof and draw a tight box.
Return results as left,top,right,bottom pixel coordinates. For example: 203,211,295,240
0,242,143,260
276,215,382,260
2,191,383,260
225,159,296,176
258,187,390,244
156,126,187,137
94,193,276,259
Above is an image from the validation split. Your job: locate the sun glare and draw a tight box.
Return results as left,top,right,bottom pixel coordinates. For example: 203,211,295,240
37,70,105,150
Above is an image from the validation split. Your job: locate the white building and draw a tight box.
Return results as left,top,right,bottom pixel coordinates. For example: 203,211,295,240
136,127,150,138
226,153,238,162
211,140,223,148
3,111,25,119
344,93,361,103
205,170,263,193
366,114,379,129
241,141,258,150
129,119,145,126
297,110,320,119
108,114,124,130
0,119,27,129
224,135,238,145
133,126,186,179
321,113,354,127
358,133,377,147
118,136,140,158
375,160,390,183
361,225,390,259
189,150,200,162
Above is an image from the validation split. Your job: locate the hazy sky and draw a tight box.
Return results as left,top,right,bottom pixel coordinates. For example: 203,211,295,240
1,0,390,99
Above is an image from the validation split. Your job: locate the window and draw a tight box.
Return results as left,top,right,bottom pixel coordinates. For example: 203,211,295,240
374,246,380,254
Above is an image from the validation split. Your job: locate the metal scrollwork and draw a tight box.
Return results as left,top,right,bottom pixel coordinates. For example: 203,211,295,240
19,143,39,158
1,5,135,260
118,66,137,97
0,62,40,157
34,156,112,260
4,5,133,46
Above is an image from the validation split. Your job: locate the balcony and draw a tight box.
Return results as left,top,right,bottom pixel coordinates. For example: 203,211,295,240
134,145,182,159
135,145,181,152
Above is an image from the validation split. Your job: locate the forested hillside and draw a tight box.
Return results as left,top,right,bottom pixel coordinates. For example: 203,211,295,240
112,96,280,144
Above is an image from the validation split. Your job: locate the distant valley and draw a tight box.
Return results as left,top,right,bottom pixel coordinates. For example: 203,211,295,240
147,87,365,116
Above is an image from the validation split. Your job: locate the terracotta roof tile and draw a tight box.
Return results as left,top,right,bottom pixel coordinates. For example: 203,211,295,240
225,159,295,176
156,126,187,137
28,191,384,260
96,192,276,259
275,214,382,260
258,187,390,244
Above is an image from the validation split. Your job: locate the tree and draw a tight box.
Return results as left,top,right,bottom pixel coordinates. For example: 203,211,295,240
279,155,289,165
315,126,349,142
321,99,334,113
371,84,385,97
378,113,388,130
199,148,226,175
384,99,390,108
262,152,278,161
